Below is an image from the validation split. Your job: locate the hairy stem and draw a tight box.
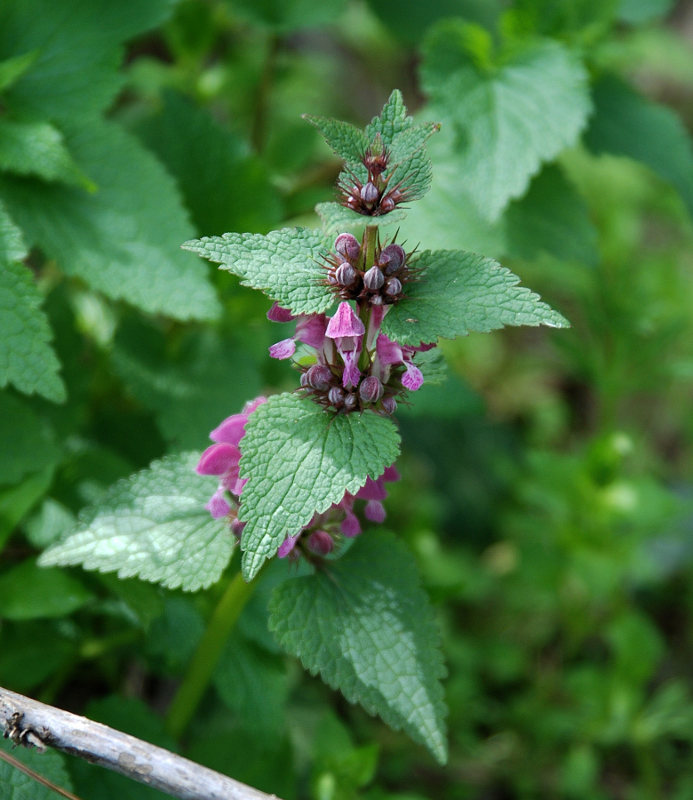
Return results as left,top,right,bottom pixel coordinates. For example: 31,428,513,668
165,568,258,739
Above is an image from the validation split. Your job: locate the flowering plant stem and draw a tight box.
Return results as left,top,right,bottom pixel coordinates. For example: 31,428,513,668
165,565,259,739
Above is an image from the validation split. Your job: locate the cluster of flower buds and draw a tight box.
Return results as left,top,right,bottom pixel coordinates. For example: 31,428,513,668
325,232,413,306
268,296,429,416
197,396,400,560
338,134,410,216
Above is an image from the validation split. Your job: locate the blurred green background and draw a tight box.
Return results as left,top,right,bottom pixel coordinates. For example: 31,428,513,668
2,0,693,797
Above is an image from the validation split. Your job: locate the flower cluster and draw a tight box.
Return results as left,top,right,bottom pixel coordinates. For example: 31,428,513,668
197,397,399,560
268,290,430,415
338,134,411,215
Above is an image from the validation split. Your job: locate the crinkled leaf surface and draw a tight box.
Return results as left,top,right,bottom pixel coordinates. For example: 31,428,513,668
269,531,447,763
0,257,65,402
382,249,569,345
0,118,92,188
0,0,175,122
420,23,591,220
0,120,219,321
39,453,234,591
585,75,693,217
0,738,74,800
183,227,333,315
238,393,400,580
316,202,407,234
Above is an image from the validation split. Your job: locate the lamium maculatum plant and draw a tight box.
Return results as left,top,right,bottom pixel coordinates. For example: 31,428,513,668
41,91,568,764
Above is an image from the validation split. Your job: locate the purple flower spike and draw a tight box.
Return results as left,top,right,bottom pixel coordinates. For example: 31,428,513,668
278,534,300,558
269,338,297,360
326,302,365,339
342,349,361,389
402,361,424,391
267,303,295,322
295,314,328,349
357,476,387,501
365,500,386,523
341,509,361,537
210,415,247,446
308,530,334,555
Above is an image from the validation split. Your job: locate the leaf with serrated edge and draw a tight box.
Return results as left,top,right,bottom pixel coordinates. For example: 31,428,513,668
238,393,400,581
183,228,334,316
269,531,447,763
303,115,369,175
0,256,65,402
421,27,591,220
39,453,234,592
383,249,569,345
316,202,407,234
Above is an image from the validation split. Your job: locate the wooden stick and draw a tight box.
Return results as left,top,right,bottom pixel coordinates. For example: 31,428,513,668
0,687,282,800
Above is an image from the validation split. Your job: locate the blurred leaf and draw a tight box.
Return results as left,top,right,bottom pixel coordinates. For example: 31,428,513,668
146,595,204,673
230,0,347,32
183,227,333,315
0,392,60,484
23,498,75,548
0,620,74,691
0,118,93,189
0,737,74,800
0,257,65,402
0,468,54,551
0,558,92,620
585,75,693,218
270,531,448,763
112,319,262,450
0,198,26,260
0,0,176,122
420,22,591,219
135,92,283,235
382,249,569,345
0,49,37,92
239,393,401,580
0,120,220,321
39,453,234,591
316,202,407,234
618,0,675,24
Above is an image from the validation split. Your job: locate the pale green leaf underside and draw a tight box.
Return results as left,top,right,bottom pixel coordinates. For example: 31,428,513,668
383,249,569,345
421,33,591,220
585,75,693,218
0,120,219,321
39,453,234,591
0,257,65,402
0,118,93,188
269,531,448,763
183,227,334,315
238,393,401,580
316,202,407,234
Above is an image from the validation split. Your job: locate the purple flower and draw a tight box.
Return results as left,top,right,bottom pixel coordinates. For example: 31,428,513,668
325,302,365,389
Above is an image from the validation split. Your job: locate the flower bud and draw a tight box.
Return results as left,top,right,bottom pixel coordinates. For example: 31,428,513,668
363,265,384,291
328,386,345,406
306,364,333,391
335,233,360,261
343,392,358,411
300,371,310,387
379,244,405,274
359,375,384,404
360,181,379,205
381,395,397,415
307,530,334,556
384,277,402,297
335,262,358,287
379,195,395,213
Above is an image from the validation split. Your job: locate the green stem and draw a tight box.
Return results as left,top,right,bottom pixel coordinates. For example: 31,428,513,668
358,225,379,372
165,569,258,739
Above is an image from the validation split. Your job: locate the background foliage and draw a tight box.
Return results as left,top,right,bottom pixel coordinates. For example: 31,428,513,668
2,0,693,797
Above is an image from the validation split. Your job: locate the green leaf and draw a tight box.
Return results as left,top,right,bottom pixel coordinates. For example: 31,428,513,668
0,198,26,261
0,118,93,189
0,737,74,800
183,227,333,315
238,393,401,580
0,392,60,485
0,468,54,551
0,120,220,321
0,0,176,122
135,92,283,236
303,115,369,174
0,620,74,692
0,258,65,402
231,0,347,32
269,531,448,763
0,49,38,92
0,558,93,620
39,453,234,591
316,202,407,234
618,0,675,24
420,24,591,220
382,249,569,345
585,75,693,217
